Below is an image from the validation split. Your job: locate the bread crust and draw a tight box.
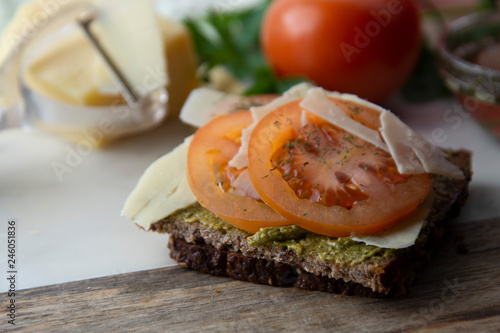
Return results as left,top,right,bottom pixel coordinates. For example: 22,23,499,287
154,150,472,297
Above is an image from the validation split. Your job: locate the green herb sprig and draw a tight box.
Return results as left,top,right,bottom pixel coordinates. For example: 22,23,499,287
479,0,498,10
184,1,305,95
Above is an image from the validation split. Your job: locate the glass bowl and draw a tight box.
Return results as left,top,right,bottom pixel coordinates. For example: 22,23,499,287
438,10,500,139
0,2,168,142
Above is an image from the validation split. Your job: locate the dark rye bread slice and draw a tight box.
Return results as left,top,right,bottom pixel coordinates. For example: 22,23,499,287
151,150,472,298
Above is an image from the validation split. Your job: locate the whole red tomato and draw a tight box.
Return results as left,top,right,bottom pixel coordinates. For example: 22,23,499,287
261,0,421,102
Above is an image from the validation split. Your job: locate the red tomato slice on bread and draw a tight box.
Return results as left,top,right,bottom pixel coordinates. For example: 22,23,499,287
187,110,290,233
247,98,432,237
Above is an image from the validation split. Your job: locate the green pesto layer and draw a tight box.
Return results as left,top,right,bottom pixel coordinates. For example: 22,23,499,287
170,203,399,266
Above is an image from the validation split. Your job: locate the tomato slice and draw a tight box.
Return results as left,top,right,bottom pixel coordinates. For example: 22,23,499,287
187,110,290,233
247,98,432,237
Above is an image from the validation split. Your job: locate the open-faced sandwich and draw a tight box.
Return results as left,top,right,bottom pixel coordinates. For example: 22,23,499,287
122,84,471,297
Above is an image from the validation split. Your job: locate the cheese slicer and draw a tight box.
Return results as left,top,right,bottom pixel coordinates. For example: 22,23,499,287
0,1,168,141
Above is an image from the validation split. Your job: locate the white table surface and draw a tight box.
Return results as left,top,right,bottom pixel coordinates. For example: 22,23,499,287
1,0,500,292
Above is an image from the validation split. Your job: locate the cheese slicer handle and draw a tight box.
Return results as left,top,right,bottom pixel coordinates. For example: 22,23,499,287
77,10,141,108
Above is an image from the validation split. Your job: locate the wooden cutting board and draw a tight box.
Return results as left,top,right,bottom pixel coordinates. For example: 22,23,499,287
2,217,500,332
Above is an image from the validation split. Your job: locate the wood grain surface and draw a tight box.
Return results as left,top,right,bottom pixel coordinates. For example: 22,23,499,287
2,217,500,332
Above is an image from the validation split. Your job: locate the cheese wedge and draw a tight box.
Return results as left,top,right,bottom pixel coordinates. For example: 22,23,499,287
22,27,124,106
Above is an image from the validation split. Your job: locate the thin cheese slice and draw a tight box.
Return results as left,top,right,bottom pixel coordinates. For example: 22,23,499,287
228,82,314,169
228,168,261,200
380,110,464,178
351,190,435,248
179,88,245,128
121,136,197,230
299,88,389,151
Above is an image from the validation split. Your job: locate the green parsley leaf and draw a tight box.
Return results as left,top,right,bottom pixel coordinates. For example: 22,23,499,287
184,1,308,95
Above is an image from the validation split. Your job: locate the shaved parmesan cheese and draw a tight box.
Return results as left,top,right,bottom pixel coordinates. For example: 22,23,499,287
299,88,389,151
380,110,464,179
301,109,309,128
179,87,245,128
352,190,435,249
228,168,261,200
326,90,388,114
228,82,314,169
